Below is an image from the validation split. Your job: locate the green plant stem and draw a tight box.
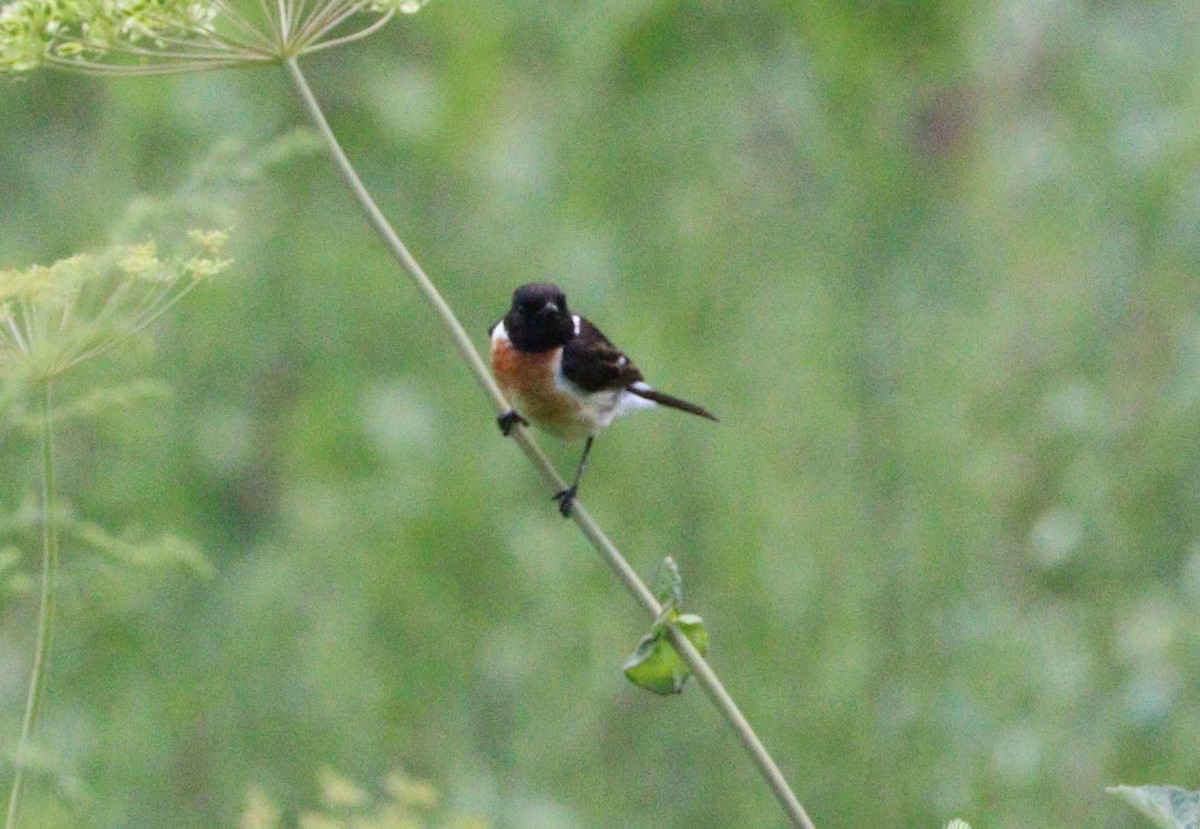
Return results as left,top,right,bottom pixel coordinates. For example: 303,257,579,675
283,57,817,829
4,382,59,829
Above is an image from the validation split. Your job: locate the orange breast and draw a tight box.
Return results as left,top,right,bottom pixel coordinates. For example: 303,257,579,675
492,339,585,438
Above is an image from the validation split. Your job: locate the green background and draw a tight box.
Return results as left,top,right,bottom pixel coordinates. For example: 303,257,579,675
4,0,1200,827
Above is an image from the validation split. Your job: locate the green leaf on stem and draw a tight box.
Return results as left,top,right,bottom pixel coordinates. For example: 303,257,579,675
624,557,711,695
623,612,709,696
653,555,684,608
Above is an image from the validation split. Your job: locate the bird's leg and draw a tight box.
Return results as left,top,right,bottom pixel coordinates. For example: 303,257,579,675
553,436,594,517
497,409,529,436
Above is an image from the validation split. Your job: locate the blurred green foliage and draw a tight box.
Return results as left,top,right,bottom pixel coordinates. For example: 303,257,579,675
3,0,1200,828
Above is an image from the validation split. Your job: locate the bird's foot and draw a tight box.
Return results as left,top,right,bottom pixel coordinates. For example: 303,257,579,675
551,485,578,518
497,409,529,436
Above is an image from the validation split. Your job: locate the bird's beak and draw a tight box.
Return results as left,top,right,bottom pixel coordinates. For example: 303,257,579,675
538,301,559,316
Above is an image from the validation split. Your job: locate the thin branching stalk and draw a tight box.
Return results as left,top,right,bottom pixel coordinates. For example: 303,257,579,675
283,57,817,829
4,382,59,829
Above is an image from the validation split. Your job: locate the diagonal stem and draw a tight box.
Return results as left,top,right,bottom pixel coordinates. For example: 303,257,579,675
282,56,816,829
4,382,59,829
283,57,505,410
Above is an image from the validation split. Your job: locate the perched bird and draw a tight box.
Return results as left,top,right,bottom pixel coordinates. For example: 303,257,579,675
490,282,718,516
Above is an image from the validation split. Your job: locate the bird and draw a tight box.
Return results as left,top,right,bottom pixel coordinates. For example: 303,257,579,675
489,282,718,516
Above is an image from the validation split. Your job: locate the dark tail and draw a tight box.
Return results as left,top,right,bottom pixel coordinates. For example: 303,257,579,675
629,385,719,422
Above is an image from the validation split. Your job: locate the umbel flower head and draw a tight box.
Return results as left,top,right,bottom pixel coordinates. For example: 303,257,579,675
0,0,430,75
0,229,230,382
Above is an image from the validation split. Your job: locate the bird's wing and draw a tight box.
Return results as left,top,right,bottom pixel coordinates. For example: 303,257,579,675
560,317,644,392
